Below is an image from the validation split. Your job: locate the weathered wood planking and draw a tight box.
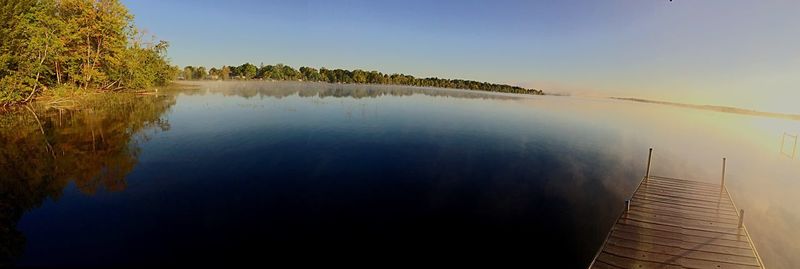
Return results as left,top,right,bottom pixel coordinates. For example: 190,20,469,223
589,175,764,269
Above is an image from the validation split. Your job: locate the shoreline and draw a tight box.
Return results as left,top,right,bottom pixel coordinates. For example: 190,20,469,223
0,88,163,113
612,97,800,121
176,78,546,96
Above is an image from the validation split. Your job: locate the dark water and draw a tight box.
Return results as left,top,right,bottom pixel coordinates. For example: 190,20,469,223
1,81,798,267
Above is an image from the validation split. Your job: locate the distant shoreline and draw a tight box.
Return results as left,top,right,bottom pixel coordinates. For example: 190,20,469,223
611,97,800,121
179,63,544,96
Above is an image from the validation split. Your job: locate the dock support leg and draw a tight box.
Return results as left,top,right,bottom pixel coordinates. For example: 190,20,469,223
721,158,727,192
625,200,630,213
645,148,653,182
738,209,745,228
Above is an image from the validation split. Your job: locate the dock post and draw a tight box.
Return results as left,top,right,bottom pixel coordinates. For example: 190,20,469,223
645,148,653,181
739,209,745,228
625,200,630,213
721,158,727,190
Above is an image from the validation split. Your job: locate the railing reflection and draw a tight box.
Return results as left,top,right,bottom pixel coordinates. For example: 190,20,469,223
780,132,797,159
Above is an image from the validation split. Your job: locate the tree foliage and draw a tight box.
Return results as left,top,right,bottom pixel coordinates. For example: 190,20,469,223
0,0,177,105
186,62,543,95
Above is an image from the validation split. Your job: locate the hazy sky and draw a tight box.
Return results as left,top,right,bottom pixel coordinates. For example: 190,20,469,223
124,0,800,113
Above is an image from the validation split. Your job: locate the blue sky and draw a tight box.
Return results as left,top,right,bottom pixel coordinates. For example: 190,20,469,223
124,0,800,113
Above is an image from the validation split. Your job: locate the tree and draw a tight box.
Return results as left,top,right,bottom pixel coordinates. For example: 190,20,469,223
238,63,257,79
351,70,367,84
299,67,322,81
366,71,385,84
220,66,231,80
57,0,133,89
257,65,277,80
115,39,176,89
282,65,300,80
319,67,331,82
208,67,220,79
0,0,65,102
0,0,177,104
195,66,207,80
0,0,36,40
183,66,195,80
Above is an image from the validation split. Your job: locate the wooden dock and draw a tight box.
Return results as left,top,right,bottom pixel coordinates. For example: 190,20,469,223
589,150,765,269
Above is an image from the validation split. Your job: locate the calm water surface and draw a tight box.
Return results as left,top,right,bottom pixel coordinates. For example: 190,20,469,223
1,81,798,267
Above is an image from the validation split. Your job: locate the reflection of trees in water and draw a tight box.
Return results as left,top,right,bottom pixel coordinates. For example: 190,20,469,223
192,81,522,100
0,94,175,265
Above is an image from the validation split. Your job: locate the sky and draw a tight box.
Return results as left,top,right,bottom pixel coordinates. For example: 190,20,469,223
124,0,800,113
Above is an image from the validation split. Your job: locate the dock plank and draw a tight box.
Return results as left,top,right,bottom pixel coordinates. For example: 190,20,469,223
596,252,683,269
630,205,740,224
643,180,725,193
636,184,729,200
592,260,624,269
631,204,740,222
634,199,740,217
602,244,761,269
607,235,757,258
638,184,733,204
633,192,737,210
624,212,741,231
648,176,720,187
633,195,737,212
612,225,753,249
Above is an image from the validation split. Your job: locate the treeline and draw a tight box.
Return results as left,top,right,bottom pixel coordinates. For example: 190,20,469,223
0,0,178,105
181,63,543,95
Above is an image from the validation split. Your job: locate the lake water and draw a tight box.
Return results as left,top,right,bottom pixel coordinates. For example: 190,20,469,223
1,81,798,267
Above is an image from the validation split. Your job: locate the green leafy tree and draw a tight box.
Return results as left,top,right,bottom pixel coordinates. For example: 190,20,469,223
0,0,178,104
57,0,132,89
351,70,367,84
239,63,257,79
0,0,65,102
299,67,322,81
257,65,276,79
319,67,331,82
282,65,301,80
115,40,176,89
